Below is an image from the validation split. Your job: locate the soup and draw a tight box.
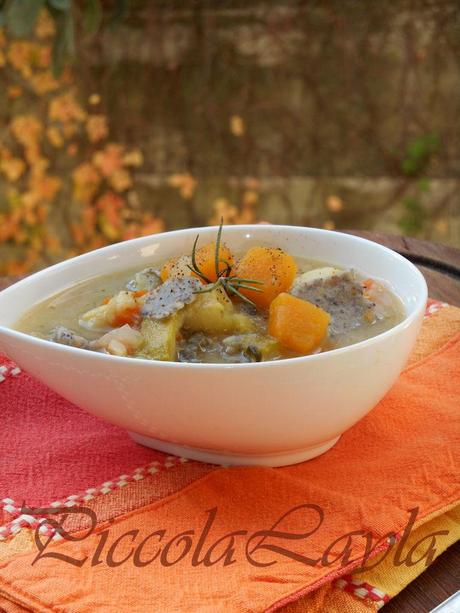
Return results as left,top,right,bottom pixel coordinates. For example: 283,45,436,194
16,227,404,364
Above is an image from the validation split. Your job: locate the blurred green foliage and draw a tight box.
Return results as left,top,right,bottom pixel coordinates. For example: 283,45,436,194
401,134,440,177
0,0,128,75
397,134,440,235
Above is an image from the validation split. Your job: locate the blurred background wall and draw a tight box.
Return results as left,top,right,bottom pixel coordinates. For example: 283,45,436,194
0,0,459,274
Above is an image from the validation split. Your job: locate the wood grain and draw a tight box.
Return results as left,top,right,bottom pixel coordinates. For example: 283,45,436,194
1,232,459,612
346,231,460,307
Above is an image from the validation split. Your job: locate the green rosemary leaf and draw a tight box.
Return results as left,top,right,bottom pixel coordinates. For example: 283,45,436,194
186,264,211,284
232,283,263,293
193,287,215,295
191,234,200,272
227,285,257,307
187,220,262,308
214,218,224,279
218,259,232,278
228,277,264,285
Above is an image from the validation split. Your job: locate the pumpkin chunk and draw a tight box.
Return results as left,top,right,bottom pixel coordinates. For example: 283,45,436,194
233,247,297,309
194,241,234,282
160,255,193,282
268,293,330,354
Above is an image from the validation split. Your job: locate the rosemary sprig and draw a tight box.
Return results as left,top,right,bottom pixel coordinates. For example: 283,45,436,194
189,219,264,307
214,220,224,281
190,234,212,283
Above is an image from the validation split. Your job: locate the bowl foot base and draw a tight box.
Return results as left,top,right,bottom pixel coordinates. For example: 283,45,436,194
128,433,341,467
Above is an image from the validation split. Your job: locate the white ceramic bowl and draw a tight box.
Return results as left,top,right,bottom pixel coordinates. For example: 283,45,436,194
0,226,427,466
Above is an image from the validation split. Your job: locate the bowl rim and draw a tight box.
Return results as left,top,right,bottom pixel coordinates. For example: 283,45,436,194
0,225,428,370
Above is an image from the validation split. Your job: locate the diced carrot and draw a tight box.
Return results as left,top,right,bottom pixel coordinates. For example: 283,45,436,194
233,247,297,309
102,289,145,310
194,241,234,282
111,305,141,327
268,293,330,354
362,279,373,290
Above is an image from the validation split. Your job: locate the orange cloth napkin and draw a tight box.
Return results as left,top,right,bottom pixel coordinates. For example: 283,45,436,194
0,305,459,612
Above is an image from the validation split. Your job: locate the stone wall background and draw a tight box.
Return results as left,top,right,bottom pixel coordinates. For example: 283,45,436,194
86,0,459,243
1,0,459,271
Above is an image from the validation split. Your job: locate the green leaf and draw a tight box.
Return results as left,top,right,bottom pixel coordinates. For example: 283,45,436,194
82,0,102,35
401,158,418,176
6,0,45,36
47,0,71,10
401,133,440,177
407,134,439,160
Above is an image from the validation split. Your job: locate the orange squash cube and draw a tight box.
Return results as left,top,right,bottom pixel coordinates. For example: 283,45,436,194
268,293,330,354
195,241,234,282
233,247,297,309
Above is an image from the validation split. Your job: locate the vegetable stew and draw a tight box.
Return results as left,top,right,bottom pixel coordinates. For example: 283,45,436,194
16,225,404,363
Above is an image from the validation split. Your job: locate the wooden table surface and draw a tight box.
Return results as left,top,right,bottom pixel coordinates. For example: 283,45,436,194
1,231,459,612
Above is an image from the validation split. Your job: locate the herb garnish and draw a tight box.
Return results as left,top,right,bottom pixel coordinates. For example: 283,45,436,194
188,219,264,307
